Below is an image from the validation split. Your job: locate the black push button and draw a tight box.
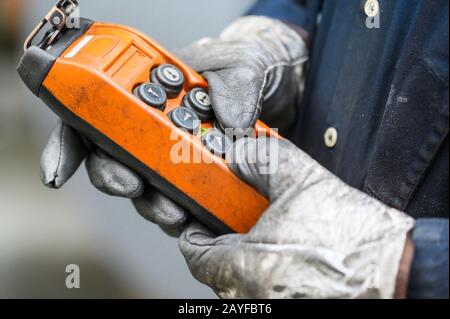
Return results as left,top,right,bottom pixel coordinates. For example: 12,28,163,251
168,107,200,134
151,64,185,97
213,119,225,133
202,130,232,157
134,82,167,111
182,88,214,121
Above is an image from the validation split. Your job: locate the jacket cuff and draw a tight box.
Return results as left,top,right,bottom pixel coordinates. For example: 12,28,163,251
408,219,449,299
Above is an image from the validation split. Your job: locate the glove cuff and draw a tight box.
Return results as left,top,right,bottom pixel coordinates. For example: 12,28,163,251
370,212,415,298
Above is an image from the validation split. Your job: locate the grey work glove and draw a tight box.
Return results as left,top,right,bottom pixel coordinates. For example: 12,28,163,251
40,16,308,236
179,138,415,299
175,16,308,133
40,121,187,236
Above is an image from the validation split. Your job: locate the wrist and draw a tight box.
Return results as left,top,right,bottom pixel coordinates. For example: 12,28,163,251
394,231,415,299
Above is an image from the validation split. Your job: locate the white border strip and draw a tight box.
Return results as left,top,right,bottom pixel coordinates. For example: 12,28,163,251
65,35,94,58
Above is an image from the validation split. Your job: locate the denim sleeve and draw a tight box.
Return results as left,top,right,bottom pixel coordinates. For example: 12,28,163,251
247,0,322,36
408,219,449,299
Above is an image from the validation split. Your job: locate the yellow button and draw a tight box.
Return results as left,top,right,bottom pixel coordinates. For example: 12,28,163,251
324,127,338,148
364,0,380,17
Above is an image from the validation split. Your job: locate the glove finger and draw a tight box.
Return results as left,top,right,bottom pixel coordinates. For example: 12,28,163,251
132,187,188,234
175,40,265,129
227,137,307,201
226,138,272,197
159,224,184,238
40,120,87,189
173,39,236,72
179,222,243,289
85,149,144,199
204,67,264,130
178,222,224,284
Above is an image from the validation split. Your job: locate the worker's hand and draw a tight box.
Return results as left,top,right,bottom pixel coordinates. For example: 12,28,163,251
179,138,415,299
40,121,187,237
39,16,307,237
175,16,308,134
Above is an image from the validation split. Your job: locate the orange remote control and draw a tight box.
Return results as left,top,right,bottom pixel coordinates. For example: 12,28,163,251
18,1,275,234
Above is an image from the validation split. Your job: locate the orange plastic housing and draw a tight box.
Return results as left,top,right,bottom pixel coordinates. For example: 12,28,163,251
38,22,275,234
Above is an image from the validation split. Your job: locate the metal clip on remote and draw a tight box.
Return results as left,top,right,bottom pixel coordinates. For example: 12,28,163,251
23,0,79,52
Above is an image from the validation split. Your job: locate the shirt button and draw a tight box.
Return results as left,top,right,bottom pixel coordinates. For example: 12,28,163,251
364,0,380,17
324,127,338,148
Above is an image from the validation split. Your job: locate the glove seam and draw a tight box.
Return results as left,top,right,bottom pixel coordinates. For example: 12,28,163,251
54,122,66,183
128,181,144,198
220,16,309,127
253,57,308,126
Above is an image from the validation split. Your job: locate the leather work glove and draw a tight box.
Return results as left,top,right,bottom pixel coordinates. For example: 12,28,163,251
179,138,416,299
40,16,308,236
174,16,308,133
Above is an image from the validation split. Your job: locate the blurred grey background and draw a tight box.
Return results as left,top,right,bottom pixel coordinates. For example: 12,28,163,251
0,0,255,298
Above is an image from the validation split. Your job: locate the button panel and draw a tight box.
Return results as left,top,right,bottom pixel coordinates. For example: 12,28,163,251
151,64,185,97
134,82,167,111
213,119,225,133
183,88,214,121
133,64,236,160
168,107,201,134
202,130,232,157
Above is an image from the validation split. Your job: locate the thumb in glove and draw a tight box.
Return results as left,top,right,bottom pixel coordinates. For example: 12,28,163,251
174,16,308,133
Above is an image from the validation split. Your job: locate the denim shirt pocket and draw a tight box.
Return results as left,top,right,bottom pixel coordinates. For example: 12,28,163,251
363,50,449,214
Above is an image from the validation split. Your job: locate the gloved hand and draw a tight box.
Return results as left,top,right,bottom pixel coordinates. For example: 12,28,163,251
179,138,415,299
174,16,308,133
40,16,308,236
40,121,187,237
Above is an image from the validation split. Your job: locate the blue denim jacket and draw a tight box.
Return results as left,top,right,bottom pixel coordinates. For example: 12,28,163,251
249,0,449,298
